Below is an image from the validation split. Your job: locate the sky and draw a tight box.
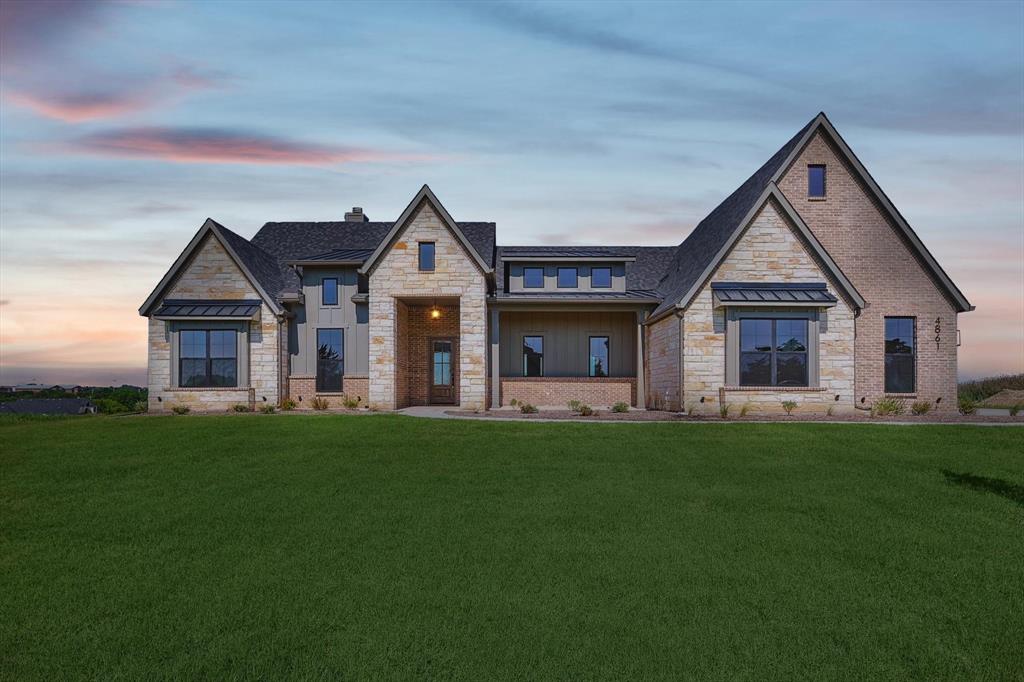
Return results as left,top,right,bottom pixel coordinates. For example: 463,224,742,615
0,0,1022,386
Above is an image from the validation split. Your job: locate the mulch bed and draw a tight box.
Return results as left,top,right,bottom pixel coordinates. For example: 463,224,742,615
448,410,1024,424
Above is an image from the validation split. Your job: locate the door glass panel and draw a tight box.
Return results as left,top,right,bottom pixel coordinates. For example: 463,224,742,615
433,342,452,386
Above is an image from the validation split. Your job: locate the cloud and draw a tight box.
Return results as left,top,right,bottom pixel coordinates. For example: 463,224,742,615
63,127,438,166
0,0,107,62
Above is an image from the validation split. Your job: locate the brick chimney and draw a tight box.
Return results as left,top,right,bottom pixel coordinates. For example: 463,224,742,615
344,207,369,222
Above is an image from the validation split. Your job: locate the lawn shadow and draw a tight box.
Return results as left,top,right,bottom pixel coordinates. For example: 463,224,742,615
942,469,1024,508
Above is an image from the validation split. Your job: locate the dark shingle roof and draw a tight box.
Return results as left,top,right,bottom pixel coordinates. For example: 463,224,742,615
213,221,287,302
650,117,817,317
495,246,678,296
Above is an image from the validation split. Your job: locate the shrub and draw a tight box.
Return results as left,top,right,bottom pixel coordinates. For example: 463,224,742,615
509,398,519,407
719,402,732,419
342,395,361,409
93,398,129,414
911,400,932,416
611,401,629,413
132,400,148,413
567,399,582,413
872,397,905,416
519,402,537,414
171,404,190,415
740,402,753,417
958,373,1024,402
826,404,835,417
231,404,251,413
260,404,276,414
310,396,330,411
578,404,594,416
280,399,297,411
781,400,797,416
958,397,976,415
1011,403,1022,417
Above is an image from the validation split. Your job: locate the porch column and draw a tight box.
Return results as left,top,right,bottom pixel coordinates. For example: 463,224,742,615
490,308,500,408
636,310,646,409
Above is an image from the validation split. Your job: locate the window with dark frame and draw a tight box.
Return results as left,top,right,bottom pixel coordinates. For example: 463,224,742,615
557,267,578,288
523,267,544,288
738,318,808,387
592,267,612,288
316,328,344,392
322,277,338,306
523,336,544,377
808,164,826,198
179,329,237,388
589,336,609,377
418,242,435,271
884,317,915,393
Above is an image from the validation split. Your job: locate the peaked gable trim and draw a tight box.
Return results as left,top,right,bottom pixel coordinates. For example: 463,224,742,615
358,185,493,277
771,113,973,312
654,183,864,322
138,218,283,317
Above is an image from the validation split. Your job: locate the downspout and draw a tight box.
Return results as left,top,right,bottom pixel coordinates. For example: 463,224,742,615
677,310,685,413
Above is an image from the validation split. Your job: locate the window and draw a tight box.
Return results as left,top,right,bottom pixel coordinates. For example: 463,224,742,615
523,267,544,288
322,277,338,306
418,242,435,271
808,164,826,198
885,317,915,393
523,336,544,377
739,318,808,386
557,267,578,288
316,328,344,392
179,329,237,387
589,336,609,377
592,267,612,288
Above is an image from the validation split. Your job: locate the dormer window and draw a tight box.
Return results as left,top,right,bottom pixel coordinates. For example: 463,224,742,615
557,267,578,288
808,165,826,198
523,267,544,288
592,267,611,288
322,277,338,306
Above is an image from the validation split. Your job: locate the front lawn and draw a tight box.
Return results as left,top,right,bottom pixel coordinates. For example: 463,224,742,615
1,416,1021,680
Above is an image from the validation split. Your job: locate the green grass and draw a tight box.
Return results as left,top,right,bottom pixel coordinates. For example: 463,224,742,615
2,415,1022,680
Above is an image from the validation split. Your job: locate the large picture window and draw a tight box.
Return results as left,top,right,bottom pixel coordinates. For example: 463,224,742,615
884,317,915,393
523,336,544,377
317,328,344,392
739,318,808,387
179,330,237,387
589,336,609,377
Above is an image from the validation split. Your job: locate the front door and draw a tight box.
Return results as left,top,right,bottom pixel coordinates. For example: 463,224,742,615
429,339,455,404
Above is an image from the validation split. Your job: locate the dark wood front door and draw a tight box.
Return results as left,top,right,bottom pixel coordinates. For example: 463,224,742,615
429,339,455,404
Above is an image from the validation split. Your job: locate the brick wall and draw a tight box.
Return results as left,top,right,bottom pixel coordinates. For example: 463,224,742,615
777,131,960,411
501,377,636,408
646,314,681,411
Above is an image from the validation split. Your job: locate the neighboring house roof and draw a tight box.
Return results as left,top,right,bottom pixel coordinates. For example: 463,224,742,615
0,398,94,415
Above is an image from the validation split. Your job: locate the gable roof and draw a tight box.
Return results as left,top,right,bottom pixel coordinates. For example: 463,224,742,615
769,113,972,312
138,218,284,316
358,185,494,277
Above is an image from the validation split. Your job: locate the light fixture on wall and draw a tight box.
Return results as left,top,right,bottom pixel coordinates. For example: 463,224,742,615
430,299,441,319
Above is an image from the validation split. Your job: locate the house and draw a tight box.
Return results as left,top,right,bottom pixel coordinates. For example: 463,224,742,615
140,113,972,414
0,398,97,415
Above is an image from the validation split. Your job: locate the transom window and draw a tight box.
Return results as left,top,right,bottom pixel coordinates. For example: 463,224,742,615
589,336,609,377
739,318,808,386
884,317,915,393
322,277,338,306
316,328,344,392
592,267,612,288
418,242,435,272
523,336,544,377
179,330,237,387
557,267,578,288
523,267,544,288
808,164,826,198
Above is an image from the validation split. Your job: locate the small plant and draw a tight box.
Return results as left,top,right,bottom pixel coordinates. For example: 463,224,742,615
781,400,797,416
231,404,251,413
510,398,519,407
171,404,190,415
310,396,330,411
911,400,932,416
577,404,594,416
519,402,538,414
611,401,629,413
132,400,148,413
280,398,297,411
826,404,835,417
1010,403,1022,417
873,397,906,416
739,402,753,417
260,404,276,414
567,399,582,413
342,394,361,409
958,397,976,415
719,402,732,419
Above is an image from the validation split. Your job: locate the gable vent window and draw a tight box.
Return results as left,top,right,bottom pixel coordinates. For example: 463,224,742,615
808,165,826,198
418,242,435,272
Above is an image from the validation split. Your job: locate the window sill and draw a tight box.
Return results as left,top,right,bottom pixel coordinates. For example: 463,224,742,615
167,386,250,392
807,196,827,202
724,386,826,392
885,393,917,398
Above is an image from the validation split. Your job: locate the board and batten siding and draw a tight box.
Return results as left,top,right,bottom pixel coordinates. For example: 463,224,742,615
499,311,636,377
289,267,370,377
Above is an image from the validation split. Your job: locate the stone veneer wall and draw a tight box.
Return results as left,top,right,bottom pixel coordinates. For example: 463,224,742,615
147,235,280,412
368,202,487,410
777,131,960,412
682,199,855,415
646,314,681,411
501,377,635,408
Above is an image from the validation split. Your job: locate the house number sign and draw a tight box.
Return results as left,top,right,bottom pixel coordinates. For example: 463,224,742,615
934,317,941,349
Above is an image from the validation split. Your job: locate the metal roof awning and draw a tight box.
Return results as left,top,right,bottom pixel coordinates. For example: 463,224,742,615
710,282,838,307
153,299,262,320
287,248,374,266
